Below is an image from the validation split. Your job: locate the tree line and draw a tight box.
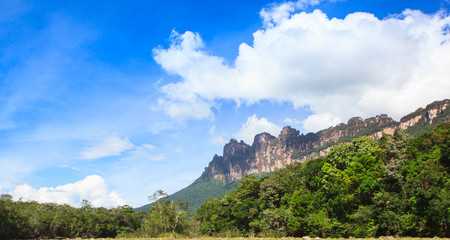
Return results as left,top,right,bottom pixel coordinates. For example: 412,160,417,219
0,191,197,239
196,123,449,237
1,122,448,239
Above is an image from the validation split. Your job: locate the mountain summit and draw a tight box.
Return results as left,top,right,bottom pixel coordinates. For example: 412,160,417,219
200,99,449,184
137,99,449,212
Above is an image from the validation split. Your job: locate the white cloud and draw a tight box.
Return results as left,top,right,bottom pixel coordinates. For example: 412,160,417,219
153,30,240,120
235,114,282,144
260,2,297,27
130,144,166,162
147,153,166,161
80,135,135,160
8,175,126,208
154,6,450,130
141,144,155,150
283,117,303,125
260,0,341,27
303,113,342,133
174,148,184,153
156,95,213,120
260,0,342,27
208,125,227,146
209,136,227,146
0,156,38,191
209,125,216,135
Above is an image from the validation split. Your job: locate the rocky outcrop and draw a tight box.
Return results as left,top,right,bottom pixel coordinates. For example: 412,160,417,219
198,99,449,183
399,99,449,132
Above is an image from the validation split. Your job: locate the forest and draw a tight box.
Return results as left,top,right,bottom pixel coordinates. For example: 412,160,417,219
1,122,449,239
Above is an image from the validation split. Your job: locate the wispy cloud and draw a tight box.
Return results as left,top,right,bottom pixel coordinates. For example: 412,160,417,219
154,7,450,132
0,13,97,130
0,155,41,191
0,0,31,23
130,143,167,162
283,117,303,125
141,144,156,150
209,136,227,146
80,135,135,160
174,148,184,153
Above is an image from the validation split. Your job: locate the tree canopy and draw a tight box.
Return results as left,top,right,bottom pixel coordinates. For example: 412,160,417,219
196,123,450,237
1,123,449,238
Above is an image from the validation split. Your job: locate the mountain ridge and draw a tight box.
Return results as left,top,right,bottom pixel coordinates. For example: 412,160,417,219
136,99,449,212
200,99,449,184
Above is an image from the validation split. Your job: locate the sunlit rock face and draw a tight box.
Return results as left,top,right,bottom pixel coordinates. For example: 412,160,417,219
199,99,449,183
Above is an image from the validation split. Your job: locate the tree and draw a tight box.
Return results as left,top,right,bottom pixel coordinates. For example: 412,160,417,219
141,190,189,237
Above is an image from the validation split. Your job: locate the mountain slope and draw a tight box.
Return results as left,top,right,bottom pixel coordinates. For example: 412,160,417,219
137,99,449,212
134,180,238,212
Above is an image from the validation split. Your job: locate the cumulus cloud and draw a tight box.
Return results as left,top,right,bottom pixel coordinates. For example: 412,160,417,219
260,1,297,27
260,0,344,27
80,135,135,160
303,113,342,133
154,5,450,132
235,114,281,144
153,31,226,120
8,175,126,208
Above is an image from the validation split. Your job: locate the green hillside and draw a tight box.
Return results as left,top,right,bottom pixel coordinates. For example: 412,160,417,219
2,123,448,239
196,124,450,237
135,99,449,214
135,180,238,212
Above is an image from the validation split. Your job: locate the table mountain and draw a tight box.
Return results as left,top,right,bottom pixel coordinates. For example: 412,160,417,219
136,99,449,212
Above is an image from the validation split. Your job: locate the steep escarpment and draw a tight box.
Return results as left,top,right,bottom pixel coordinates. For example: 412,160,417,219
399,99,449,136
137,99,449,212
198,139,254,182
199,99,449,183
198,117,396,183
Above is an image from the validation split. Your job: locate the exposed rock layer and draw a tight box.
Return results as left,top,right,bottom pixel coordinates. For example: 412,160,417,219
199,99,449,183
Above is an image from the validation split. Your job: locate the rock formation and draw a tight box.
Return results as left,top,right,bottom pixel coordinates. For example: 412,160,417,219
199,99,449,183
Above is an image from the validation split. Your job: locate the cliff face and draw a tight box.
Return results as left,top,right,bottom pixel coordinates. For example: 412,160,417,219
198,99,449,183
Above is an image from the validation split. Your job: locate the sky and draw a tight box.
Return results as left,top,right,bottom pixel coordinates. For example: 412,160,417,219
1,0,450,208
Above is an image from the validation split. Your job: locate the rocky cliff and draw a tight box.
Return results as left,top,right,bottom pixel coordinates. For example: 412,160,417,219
136,99,449,212
198,99,449,183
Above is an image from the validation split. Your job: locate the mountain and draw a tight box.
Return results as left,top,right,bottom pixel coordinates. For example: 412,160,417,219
136,99,449,212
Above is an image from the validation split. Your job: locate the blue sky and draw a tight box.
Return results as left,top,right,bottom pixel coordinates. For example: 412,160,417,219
1,0,449,208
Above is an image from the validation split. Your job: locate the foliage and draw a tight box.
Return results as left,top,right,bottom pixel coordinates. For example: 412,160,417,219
0,191,189,239
135,180,238,213
0,197,143,239
196,123,450,237
140,191,189,237
1,123,448,239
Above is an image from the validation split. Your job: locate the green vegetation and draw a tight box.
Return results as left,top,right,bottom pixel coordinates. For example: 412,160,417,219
292,122,398,160
0,197,144,239
45,238,450,240
135,180,238,212
1,123,449,239
291,141,334,159
0,191,193,239
196,123,450,238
